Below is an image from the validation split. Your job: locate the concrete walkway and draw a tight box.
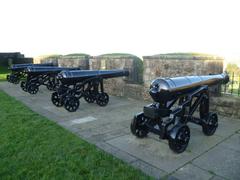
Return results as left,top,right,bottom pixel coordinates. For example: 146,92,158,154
1,82,240,180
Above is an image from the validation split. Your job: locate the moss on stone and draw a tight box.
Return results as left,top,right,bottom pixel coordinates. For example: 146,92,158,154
65,53,90,57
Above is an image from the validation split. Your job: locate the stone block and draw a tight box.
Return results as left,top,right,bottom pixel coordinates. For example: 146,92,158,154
218,133,240,152
58,55,89,69
131,160,167,179
107,134,197,173
172,163,213,180
192,145,240,179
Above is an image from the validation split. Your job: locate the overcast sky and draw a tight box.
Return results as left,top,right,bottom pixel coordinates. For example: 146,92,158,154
0,0,239,64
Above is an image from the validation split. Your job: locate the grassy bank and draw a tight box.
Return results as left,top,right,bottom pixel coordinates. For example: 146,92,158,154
0,66,9,81
0,90,150,179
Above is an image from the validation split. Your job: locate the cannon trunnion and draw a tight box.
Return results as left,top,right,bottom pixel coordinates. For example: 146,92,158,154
131,73,229,153
51,70,129,112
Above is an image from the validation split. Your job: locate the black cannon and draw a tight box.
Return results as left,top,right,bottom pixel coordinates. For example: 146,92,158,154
51,69,129,112
21,66,80,94
131,73,229,153
7,63,54,84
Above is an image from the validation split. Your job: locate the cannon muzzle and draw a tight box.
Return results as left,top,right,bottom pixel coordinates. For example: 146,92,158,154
149,73,229,103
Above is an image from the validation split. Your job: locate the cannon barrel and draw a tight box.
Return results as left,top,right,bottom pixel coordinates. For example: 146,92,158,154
10,63,54,70
25,66,80,73
149,73,229,103
57,69,129,81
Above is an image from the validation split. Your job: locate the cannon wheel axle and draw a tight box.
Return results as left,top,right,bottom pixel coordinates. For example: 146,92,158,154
168,125,190,153
96,93,109,106
51,92,64,107
130,113,149,138
64,96,80,112
202,112,218,136
27,84,39,94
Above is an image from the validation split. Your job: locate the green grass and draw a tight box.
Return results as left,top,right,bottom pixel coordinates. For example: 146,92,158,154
0,66,10,81
0,91,151,179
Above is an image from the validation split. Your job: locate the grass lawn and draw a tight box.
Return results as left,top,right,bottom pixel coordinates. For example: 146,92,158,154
0,90,151,179
0,66,9,81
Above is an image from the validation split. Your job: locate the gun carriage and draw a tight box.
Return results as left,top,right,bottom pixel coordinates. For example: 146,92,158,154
51,69,129,112
131,73,229,153
20,66,80,94
7,63,54,84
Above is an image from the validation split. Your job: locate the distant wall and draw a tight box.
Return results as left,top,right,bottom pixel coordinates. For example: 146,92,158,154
210,96,240,119
89,54,143,98
58,54,89,69
90,55,143,84
39,55,61,66
142,54,224,100
0,52,33,66
13,58,33,64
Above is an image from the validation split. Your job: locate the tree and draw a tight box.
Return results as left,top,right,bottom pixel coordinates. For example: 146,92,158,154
226,63,240,76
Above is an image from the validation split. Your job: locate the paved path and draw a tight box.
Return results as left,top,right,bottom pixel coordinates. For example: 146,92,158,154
1,82,240,180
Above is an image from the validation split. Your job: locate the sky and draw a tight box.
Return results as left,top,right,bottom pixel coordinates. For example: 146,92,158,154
0,0,240,65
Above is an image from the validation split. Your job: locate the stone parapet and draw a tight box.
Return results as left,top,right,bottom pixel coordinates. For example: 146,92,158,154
90,54,143,84
210,95,240,119
143,55,223,88
38,55,62,66
58,54,89,69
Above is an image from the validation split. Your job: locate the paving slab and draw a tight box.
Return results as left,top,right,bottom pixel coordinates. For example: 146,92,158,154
107,134,197,173
187,129,224,155
210,175,227,180
131,160,168,179
171,163,213,180
192,144,240,179
217,133,240,153
215,118,240,137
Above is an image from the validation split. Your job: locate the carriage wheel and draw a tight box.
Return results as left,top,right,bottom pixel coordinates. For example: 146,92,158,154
168,125,190,153
27,84,39,94
84,90,95,103
47,81,55,91
20,81,27,92
64,96,80,112
12,76,20,84
202,112,218,136
51,92,64,107
96,93,109,106
130,113,149,138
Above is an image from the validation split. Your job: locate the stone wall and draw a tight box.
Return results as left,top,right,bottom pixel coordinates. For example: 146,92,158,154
210,95,240,119
0,52,32,66
143,54,223,86
89,54,143,98
58,54,89,69
40,57,60,66
142,54,224,100
36,55,62,66
90,54,143,83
